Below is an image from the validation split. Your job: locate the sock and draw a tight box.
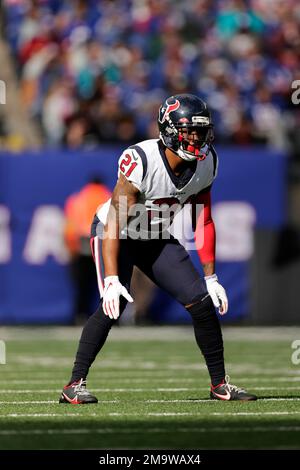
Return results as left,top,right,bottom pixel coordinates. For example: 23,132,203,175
187,295,225,387
211,379,225,389
69,301,122,383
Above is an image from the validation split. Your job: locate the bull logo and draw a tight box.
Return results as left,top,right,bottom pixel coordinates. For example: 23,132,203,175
159,99,180,123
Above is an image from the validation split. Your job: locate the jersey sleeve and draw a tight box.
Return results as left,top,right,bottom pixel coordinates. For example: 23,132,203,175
117,148,146,191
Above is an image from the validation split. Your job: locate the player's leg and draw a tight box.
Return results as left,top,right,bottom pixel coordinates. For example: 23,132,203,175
59,219,134,404
135,237,256,400
135,237,225,386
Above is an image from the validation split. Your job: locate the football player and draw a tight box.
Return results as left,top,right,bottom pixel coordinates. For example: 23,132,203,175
59,94,257,403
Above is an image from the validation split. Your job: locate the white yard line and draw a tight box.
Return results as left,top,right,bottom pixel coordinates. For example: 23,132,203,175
1,386,300,393
0,400,118,405
0,413,96,418
1,397,300,405
0,425,300,437
108,411,300,417
0,388,195,393
4,377,300,385
145,398,300,403
1,411,300,418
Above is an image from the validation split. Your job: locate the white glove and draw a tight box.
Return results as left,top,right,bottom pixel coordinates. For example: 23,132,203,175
204,274,228,315
102,276,133,320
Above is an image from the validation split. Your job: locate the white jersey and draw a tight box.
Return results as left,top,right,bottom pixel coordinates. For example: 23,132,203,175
97,139,218,238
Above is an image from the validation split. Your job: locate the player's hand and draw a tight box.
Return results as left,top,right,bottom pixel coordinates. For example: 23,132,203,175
102,276,134,320
204,274,228,315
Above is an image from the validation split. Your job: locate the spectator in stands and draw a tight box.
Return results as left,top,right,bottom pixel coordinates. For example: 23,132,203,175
3,0,299,150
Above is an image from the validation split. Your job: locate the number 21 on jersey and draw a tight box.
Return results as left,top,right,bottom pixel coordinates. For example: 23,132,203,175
119,153,137,177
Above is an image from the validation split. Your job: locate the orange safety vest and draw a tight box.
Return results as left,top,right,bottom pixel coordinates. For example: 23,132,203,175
64,183,111,254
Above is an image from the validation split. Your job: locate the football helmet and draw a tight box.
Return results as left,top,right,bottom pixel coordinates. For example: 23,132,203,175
158,93,214,161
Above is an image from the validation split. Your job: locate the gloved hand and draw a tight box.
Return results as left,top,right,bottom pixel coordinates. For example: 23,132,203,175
102,276,133,320
204,274,228,315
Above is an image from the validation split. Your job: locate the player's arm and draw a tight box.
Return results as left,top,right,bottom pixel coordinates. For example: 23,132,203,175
101,147,144,319
101,173,139,319
102,173,139,275
193,190,216,276
192,190,228,315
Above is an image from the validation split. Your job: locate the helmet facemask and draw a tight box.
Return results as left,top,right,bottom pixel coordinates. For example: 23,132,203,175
176,126,214,161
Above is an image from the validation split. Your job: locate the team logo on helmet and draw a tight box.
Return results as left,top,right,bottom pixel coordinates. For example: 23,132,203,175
158,98,180,124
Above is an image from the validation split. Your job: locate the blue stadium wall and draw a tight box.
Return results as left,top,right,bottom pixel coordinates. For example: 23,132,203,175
0,146,286,324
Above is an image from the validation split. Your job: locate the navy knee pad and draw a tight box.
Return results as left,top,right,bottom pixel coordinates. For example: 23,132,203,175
186,294,215,319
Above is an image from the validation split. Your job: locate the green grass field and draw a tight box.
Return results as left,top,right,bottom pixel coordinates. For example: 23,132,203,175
1,325,300,450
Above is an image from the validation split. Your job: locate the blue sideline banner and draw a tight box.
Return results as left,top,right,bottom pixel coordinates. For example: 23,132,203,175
0,146,286,324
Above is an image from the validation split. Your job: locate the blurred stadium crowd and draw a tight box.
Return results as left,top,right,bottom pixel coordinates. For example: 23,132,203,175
1,0,299,151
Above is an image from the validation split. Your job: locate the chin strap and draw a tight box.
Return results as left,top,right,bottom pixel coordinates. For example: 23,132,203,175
196,144,211,161
177,147,198,161
177,143,211,162
159,134,211,162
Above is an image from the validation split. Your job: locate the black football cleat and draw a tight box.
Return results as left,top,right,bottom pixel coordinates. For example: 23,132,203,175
59,378,98,404
210,375,257,401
